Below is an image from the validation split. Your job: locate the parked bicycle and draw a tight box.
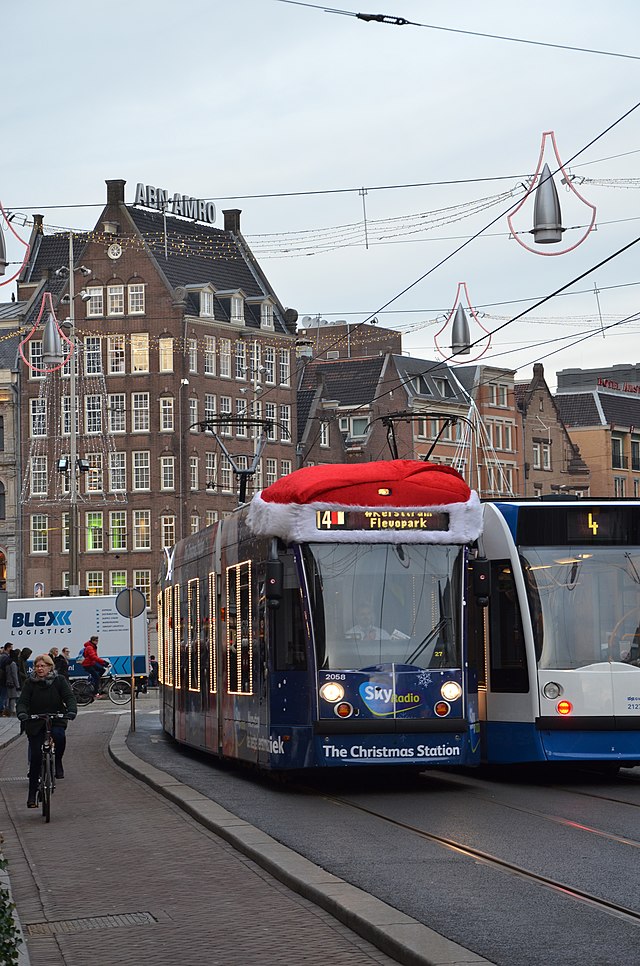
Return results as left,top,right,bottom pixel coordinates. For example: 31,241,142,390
29,713,67,822
71,663,132,706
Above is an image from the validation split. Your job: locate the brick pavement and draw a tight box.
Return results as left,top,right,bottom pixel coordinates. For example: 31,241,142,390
0,704,404,966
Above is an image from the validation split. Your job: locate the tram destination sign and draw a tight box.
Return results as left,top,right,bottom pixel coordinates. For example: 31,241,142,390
315,509,450,532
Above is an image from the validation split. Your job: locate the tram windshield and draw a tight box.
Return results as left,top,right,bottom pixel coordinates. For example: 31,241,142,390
520,547,640,670
303,542,463,671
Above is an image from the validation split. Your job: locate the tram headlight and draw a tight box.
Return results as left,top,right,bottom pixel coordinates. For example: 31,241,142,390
441,681,462,702
319,682,344,703
543,681,563,700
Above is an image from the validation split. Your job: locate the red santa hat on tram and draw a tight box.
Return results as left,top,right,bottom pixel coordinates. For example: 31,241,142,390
246,459,482,545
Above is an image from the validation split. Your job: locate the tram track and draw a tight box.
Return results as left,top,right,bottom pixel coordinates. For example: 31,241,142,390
320,790,640,927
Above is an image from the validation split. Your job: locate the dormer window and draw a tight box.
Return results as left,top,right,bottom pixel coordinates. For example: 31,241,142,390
260,302,274,330
230,295,244,324
200,290,215,318
410,374,431,396
433,377,454,399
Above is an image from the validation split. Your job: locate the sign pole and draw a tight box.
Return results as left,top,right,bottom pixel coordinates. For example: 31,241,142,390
115,587,146,735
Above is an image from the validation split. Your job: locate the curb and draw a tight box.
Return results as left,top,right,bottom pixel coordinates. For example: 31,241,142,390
108,715,492,966
0,723,30,965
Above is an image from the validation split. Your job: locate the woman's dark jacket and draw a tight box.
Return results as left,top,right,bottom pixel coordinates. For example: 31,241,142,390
16,671,78,737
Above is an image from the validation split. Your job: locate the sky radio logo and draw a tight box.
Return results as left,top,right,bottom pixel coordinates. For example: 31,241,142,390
359,682,422,716
11,610,73,635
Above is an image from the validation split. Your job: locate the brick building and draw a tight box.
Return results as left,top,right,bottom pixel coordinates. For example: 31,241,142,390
17,179,297,608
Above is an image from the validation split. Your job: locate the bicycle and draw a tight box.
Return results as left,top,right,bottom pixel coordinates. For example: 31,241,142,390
29,713,66,822
71,663,132,707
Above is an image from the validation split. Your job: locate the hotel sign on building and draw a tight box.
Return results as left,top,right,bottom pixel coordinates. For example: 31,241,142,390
597,377,640,395
134,182,217,224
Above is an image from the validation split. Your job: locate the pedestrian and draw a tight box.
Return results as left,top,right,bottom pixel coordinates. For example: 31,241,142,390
54,647,69,680
148,655,159,688
16,648,33,689
0,643,14,716
80,635,109,696
17,653,77,807
6,653,20,716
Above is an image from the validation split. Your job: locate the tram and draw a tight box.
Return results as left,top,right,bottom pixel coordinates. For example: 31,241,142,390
476,499,640,766
158,460,489,771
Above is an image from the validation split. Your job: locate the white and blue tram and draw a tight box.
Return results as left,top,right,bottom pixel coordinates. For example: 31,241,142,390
476,499,640,765
158,460,489,771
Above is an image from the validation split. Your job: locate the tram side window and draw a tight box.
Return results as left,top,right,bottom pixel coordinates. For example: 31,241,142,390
226,562,253,695
273,553,307,671
466,581,487,688
489,562,529,693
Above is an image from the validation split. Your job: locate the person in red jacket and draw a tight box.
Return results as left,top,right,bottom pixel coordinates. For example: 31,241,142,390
80,635,109,697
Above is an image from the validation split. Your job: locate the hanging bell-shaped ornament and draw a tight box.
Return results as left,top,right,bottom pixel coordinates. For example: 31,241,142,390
451,304,471,354
532,163,564,244
0,226,7,276
42,312,64,368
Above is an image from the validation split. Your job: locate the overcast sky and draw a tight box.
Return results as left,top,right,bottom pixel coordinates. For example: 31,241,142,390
2,0,640,387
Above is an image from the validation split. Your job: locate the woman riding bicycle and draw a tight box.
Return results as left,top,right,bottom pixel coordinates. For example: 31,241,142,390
16,653,77,808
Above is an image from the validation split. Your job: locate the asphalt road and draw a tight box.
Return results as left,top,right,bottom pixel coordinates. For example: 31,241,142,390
128,712,640,966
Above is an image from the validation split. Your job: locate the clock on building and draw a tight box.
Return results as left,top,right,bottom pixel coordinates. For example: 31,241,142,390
107,242,122,260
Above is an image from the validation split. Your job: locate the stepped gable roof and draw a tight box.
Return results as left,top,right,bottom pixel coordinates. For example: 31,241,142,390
298,356,385,406
555,392,602,427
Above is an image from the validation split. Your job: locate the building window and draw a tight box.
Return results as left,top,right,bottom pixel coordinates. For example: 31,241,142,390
190,513,200,535
614,476,626,498
86,453,103,493
134,570,151,608
236,398,247,438
62,512,69,553
30,398,47,437
320,421,329,447
30,456,48,496
188,339,198,373
612,436,626,470
260,302,274,330
161,515,176,548
279,404,291,442
265,402,277,441
411,374,431,396
219,396,232,437
86,512,104,552
220,338,231,378
632,439,640,472
86,286,104,317
281,459,292,477
264,347,275,384
84,337,102,375
31,514,48,553
235,340,246,380
110,570,127,594
128,283,145,315
86,571,104,595
188,398,198,430
160,456,175,491
29,341,44,379
61,396,79,438
110,511,127,550
220,458,233,492
206,452,217,490
85,395,103,434
265,458,277,487
205,510,218,528
132,392,150,432
132,451,151,491
489,383,509,407
230,295,243,324
278,349,290,386
204,394,216,430
160,397,174,432
108,336,126,375
159,337,174,373
107,285,125,316
131,333,149,373
204,336,216,375
108,394,126,433
133,510,151,550
190,455,199,491
109,452,126,493
201,290,215,317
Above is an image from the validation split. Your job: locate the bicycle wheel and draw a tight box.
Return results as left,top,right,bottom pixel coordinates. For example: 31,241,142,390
107,678,131,705
41,755,52,823
72,679,94,706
